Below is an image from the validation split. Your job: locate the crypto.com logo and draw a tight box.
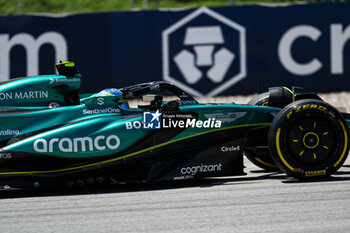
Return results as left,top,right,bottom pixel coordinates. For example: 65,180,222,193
0,32,67,82
162,7,246,97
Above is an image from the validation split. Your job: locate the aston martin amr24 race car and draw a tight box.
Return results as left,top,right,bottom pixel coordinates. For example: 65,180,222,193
0,61,349,188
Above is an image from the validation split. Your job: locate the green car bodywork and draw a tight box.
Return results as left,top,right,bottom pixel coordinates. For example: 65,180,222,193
0,62,349,188
0,76,276,159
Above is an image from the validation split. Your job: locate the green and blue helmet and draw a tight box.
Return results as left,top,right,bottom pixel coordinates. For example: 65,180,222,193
96,88,128,109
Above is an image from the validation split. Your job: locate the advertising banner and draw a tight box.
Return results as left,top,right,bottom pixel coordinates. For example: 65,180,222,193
0,3,350,96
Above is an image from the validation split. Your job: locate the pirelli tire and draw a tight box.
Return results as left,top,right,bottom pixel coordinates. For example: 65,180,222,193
247,92,269,107
268,99,349,180
245,92,278,171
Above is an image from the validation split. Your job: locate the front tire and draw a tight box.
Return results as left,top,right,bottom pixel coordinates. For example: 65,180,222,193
268,99,349,180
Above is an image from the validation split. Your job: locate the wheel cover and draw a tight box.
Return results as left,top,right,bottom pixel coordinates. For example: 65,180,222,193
287,117,336,165
302,132,319,149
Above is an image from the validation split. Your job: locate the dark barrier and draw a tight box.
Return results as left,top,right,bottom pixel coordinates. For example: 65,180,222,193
0,3,350,96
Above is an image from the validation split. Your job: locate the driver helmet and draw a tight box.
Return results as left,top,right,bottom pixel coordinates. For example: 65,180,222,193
96,88,128,109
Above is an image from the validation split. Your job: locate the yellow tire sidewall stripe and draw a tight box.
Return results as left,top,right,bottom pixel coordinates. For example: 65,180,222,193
276,128,295,172
333,120,348,167
254,157,277,168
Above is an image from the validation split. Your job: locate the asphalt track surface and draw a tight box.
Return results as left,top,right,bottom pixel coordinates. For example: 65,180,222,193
1,158,350,233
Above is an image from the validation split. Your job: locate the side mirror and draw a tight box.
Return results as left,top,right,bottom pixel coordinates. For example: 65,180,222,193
140,94,163,111
142,94,163,102
142,94,157,102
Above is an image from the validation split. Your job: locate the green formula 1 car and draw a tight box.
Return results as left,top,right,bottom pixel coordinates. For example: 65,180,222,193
0,61,349,188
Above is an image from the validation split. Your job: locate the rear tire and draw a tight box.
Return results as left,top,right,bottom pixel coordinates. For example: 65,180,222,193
268,99,349,180
247,92,269,106
244,148,278,171
245,92,278,171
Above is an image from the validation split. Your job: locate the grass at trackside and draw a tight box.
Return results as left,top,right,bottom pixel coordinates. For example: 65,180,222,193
1,0,228,15
0,0,338,15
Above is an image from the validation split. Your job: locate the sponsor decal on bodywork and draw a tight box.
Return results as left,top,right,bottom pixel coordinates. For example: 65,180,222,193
97,98,104,105
0,91,48,100
0,129,20,136
49,77,80,84
181,100,198,105
204,112,247,123
221,145,240,152
48,102,60,108
0,152,11,159
33,135,120,153
181,163,222,176
82,108,120,115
